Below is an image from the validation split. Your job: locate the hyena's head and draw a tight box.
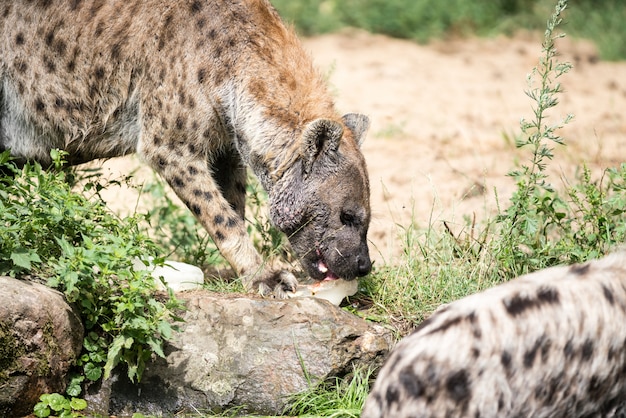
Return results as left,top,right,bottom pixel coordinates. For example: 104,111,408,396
270,114,372,282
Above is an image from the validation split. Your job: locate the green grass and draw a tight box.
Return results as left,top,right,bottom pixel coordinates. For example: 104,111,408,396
283,367,374,418
272,0,626,61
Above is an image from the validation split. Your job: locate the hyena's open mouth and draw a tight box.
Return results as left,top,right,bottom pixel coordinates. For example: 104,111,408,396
314,249,340,281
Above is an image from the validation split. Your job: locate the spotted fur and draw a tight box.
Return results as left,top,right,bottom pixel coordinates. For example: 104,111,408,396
362,252,626,417
0,0,372,296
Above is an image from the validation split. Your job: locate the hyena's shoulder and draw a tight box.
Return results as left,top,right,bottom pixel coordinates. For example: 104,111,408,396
0,0,325,163
363,252,626,418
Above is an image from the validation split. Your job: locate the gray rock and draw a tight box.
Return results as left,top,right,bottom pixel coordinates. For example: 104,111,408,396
0,276,83,417
87,291,392,416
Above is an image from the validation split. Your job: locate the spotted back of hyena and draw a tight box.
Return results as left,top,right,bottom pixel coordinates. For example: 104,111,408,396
362,252,626,418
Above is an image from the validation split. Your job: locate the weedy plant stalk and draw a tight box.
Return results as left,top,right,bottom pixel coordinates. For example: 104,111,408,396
495,0,626,276
496,0,574,275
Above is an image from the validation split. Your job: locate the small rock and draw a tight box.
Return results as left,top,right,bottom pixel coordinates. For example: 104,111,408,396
0,277,83,417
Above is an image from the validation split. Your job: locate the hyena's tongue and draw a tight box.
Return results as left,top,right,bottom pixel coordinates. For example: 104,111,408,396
317,260,339,281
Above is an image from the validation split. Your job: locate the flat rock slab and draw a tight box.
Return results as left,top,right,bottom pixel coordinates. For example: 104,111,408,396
0,276,83,417
88,291,392,416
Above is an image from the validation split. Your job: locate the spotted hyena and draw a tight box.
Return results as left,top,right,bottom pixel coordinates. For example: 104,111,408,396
362,252,626,418
0,0,372,297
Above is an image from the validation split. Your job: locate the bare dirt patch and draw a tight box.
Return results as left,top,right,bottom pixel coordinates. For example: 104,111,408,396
94,31,626,266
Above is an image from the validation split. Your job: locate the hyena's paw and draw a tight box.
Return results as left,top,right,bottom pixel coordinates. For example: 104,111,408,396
246,268,299,298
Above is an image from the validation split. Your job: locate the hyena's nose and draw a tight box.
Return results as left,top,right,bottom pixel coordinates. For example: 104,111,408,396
356,254,372,277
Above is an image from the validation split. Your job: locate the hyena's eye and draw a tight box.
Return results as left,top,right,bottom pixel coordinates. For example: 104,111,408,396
340,211,357,227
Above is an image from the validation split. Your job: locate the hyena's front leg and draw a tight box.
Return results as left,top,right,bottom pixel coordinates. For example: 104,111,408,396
141,142,297,297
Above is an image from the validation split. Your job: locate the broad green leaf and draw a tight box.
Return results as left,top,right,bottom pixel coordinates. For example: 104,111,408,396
84,362,103,381
10,248,40,270
54,237,75,257
103,335,127,380
66,375,84,397
147,337,165,358
123,336,134,349
157,320,173,340
33,402,51,418
70,397,87,410
127,363,138,383
46,393,70,412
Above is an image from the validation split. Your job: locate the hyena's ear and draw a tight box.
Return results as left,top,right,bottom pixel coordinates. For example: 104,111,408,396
342,113,370,147
302,118,344,175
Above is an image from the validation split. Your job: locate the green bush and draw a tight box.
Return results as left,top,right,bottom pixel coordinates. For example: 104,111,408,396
0,151,183,398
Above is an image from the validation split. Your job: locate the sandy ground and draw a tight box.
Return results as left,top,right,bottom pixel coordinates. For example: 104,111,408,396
95,31,626,265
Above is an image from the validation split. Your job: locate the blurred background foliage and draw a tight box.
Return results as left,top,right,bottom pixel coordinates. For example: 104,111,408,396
272,0,626,60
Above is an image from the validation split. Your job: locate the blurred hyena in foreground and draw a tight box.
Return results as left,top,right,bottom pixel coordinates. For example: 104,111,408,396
362,251,626,418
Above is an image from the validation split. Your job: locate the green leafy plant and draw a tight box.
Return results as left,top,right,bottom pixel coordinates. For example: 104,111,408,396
563,164,626,260
493,0,626,277
0,151,183,405
495,0,574,275
33,393,87,418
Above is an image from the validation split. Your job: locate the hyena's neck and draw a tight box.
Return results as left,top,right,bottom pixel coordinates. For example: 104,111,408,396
220,71,337,193
189,0,339,192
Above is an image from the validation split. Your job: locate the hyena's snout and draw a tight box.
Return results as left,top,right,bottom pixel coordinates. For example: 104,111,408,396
356,248,372,277
296,233,372,282
332,241,372,280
